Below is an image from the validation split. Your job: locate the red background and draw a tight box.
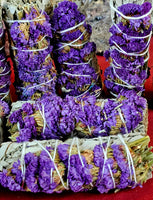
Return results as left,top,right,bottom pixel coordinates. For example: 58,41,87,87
0,38,153,200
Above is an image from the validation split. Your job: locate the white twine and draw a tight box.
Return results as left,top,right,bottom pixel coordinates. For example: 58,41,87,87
118,134,137,184
0,70,10,76
5,17,46,24
76,137,93,187
137,91,143,96
42,104,46,133
99,129,106,134
104,111,108,120
110,91,118,97
14,54,50,68
1,90,9,101
0,46,4,51
76,137,85,167
99,102,123,134
56,30,87,50
37,103,47,133
112,55,149,70
0,82,10,90
20,142,27,183
74,83,95,99
101,99,107,110
65,41,88,48
20,78,54,90
61,70,99,98
112,20,152,40
114,103,123,110
108,164,116,188
29,35,48,46
13,34,49,50
61,87,72,93
36,140,68,190
0,30,4,38
57,20,86,34
112,37,151,57
11,45,48,52
94,89,101,98
110,0,153,20
99,136,116,189
117,107,129,134
50,140,58,184
61,71,91,78
112,61,122,69
17,122,20,132
112,63,144,88
63,58,93,66
72,69,100,99
110,90,142,98
0,58,6,63
27,68,47,73
67,137,76,187
117,137,132,181
81,99,92,135
107,78,144,90
145,51,150,63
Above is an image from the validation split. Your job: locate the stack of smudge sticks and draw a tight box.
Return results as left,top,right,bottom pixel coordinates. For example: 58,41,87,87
0,0,153,195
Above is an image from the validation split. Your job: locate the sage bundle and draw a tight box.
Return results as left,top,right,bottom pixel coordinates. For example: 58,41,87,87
104,1,152,96
7,90,147,142
2,1,57,100
0,134,152,193
51,1,102,98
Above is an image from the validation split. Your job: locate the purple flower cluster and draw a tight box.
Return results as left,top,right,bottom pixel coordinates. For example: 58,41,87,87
111,144,135,189
117,2,152,34
51,1,85,31
51,1,101,97
0,166,21,191
118,2,152,17
0,26,11,101
109,25,149,53
24,153,40,193
7,91,146,142
0,99,10,117
104,65,147,92
38,95,81,139
106,49,145,71
10,7,57,100
55,42,96,65
94,144,115,193
8,103,37,142
58,144,93,193
104,2,152,96
67,154,92,192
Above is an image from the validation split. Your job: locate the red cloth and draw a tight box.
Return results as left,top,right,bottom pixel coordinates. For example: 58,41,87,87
0,39,153,200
